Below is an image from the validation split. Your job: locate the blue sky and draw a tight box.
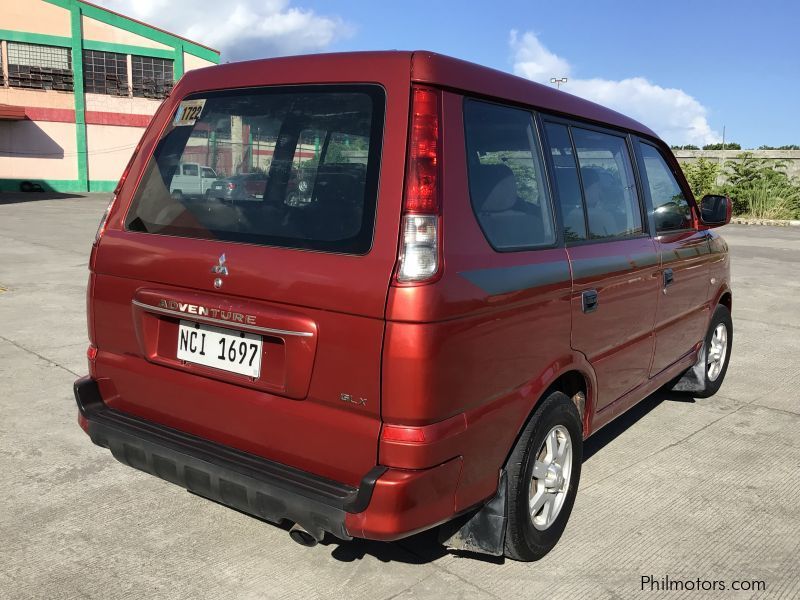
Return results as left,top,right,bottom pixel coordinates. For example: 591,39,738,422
102,0,800,148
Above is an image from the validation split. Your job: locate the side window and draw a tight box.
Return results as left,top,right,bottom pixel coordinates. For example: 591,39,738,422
201,167,217,178
182,163,199,176
572,128,644,239
638,143,693,232
464,99,555,250
543,122,587,241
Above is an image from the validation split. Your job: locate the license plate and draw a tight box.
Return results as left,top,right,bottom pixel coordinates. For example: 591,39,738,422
177,320,262,377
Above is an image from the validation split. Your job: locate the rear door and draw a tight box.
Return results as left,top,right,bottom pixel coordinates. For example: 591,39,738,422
635,140,711,375
542,121,660,420
91,79,407,487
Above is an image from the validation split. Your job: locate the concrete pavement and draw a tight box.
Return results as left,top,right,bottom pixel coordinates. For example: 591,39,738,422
0,193,798,599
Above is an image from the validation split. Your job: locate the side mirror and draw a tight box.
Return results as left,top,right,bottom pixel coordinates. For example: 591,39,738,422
698,194,731,227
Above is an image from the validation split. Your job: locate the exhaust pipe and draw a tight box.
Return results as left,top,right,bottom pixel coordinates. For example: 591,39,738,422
289,523,322,547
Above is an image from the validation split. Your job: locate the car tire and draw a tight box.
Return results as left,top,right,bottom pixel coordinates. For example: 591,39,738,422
504,391,583,562
171,190,183,201
693,304,733,398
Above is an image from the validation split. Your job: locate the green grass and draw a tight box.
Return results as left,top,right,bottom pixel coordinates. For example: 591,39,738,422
735,181,800,220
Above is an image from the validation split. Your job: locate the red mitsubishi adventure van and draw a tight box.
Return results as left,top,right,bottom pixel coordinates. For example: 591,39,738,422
75,51,732,561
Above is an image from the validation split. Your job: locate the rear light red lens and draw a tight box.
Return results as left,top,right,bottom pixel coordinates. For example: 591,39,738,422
381,414,467,444
382,425,427,443
404,87,441,214
227,182,237,190
87,344,98,378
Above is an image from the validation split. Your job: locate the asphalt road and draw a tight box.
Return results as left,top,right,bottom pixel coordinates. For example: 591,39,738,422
1,193,798,599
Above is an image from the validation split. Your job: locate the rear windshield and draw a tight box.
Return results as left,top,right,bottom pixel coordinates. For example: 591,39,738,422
125,85,385,254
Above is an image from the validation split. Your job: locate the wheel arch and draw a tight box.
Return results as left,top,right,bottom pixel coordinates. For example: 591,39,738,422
719,289,732,312
502,359,596,470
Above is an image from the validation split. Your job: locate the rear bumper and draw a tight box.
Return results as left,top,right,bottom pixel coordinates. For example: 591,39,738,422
74,377,383,541
74,377,463,541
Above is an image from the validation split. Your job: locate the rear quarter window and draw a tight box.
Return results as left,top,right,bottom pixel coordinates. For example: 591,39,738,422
125,85,385,254
463,99,556,251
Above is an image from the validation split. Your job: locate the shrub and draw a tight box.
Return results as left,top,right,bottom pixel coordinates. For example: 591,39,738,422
678,152,800,219
719,153,800,218
681,157,720,199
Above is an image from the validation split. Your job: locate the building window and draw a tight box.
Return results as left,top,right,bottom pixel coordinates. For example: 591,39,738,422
7,42,73,91
131,55,173,99
83,49,128,96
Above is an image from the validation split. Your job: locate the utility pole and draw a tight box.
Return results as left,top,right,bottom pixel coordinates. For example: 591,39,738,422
720,125,726,186
550,77,568,90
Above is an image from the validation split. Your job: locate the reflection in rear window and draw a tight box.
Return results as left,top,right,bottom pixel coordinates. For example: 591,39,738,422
125,85,385,254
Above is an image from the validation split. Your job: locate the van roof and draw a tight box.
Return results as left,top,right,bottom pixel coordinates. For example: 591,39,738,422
409,51,659,140
179,50,659,141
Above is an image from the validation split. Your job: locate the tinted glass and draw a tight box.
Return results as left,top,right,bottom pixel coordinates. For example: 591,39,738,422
543,122,587,241
201,167,216,178
639,143,692,232
572,128,643,239
126,85,385,254
464,100,555,250
182,164,198,176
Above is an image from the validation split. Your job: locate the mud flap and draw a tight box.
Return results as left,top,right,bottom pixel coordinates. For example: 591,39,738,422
671,344,706,393
440,471,508,556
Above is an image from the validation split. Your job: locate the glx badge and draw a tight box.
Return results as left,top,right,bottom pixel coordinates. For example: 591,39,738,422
340,393,367,407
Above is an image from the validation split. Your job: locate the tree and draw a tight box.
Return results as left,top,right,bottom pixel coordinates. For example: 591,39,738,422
702,142,741,150
723,152,789,189
758,144,800,150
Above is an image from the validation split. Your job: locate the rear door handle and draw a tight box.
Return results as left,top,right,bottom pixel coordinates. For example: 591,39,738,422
663,268,674,288
582,289,598,313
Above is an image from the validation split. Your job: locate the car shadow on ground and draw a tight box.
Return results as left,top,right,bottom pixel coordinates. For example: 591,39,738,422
0,192,87,204
583,389,695,462
319,389,697,565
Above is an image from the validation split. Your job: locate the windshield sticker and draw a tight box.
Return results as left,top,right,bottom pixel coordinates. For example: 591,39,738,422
173,99,206,126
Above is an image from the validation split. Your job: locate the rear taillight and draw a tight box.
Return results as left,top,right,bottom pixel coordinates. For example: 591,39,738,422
114,141,139,195
396,87,442,284
94,140,140,246
226,182,237,190
94,194,116,245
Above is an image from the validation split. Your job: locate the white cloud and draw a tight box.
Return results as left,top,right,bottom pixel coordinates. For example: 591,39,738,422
509,30,720,146
92,0,351,62
509,30,571,83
